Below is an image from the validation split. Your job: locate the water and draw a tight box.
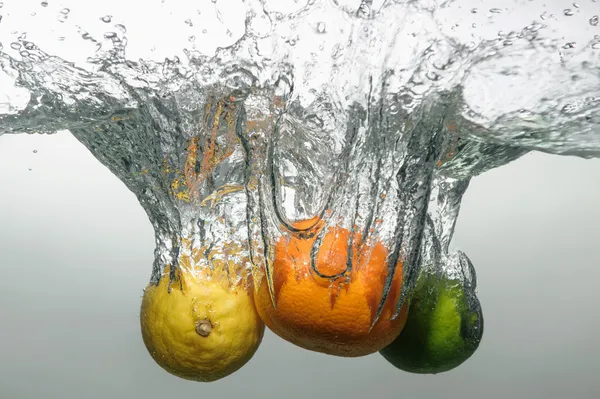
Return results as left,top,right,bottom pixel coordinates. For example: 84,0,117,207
0,0,598,323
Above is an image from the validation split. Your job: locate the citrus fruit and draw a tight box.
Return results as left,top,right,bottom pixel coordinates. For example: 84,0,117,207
379,273,483,374
254,218,409,357
140,262,265,382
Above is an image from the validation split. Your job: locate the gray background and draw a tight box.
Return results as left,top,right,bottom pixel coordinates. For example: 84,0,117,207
1,131,599,398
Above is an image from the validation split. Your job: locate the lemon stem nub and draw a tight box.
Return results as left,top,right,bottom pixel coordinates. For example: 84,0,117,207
196,319,212,337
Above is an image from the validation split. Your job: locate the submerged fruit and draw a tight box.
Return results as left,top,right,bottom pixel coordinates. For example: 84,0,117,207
380,273,483,374
140,264,264,382
254,219,409,357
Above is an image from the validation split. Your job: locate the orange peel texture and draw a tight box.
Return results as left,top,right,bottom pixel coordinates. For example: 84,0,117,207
254,218,409,357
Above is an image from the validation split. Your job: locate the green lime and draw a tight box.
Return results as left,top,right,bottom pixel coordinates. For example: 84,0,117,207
379,273,483,374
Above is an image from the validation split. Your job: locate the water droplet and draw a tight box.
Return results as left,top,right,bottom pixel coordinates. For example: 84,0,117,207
563,42,576,49
489,8,502,14
202,29,207,34
115,24,126,34
188,35,195,42
10,42,21,50
317,22,326,33
503,39,513,46
211,0,216,3
331,43,344,59
426,71,440,81
288,38,297,46
470,8,478,13
57,9,69,23
526,22,545,32
101,15,112,23
104,32,117,39
591,15,599,26
31,12,37,16
41,1,48,6
471,23,476,28
564,9,574,16
28,168,32,171
184,18,193,27
33,149,38,153
592,42,600,49
572,3,579,8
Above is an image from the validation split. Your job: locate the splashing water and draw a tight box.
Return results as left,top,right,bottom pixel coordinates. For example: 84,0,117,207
0,0,599,322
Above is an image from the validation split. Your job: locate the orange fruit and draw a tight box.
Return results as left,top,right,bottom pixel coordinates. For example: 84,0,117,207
254,218,409,357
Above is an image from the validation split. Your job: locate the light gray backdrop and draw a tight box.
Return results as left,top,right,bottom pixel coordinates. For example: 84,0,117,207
1,131,599,398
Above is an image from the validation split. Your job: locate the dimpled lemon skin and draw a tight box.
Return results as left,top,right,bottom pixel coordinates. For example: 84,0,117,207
140,268,265,382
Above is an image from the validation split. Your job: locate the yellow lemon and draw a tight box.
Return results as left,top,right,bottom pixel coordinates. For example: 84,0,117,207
140,265,265,382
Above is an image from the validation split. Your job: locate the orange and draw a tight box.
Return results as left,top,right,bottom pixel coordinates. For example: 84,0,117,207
254,218,409,357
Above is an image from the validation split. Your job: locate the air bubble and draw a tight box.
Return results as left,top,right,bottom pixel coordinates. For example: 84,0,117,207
564,9,574,16
317,22,326,33
101,15,112,23
591,16,599,26
41,1,48,6
470,8,477,13
489,8,502,13
184,18,193,27
33,149,38,153
563,42,576,49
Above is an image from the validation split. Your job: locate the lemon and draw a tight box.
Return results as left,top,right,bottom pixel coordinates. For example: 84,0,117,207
379,274,483,374
140,265,265,382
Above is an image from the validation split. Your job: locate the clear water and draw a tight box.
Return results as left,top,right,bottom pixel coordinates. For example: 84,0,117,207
0,0,598,322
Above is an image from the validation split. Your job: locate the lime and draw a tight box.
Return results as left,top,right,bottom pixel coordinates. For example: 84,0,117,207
379,273,483,374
